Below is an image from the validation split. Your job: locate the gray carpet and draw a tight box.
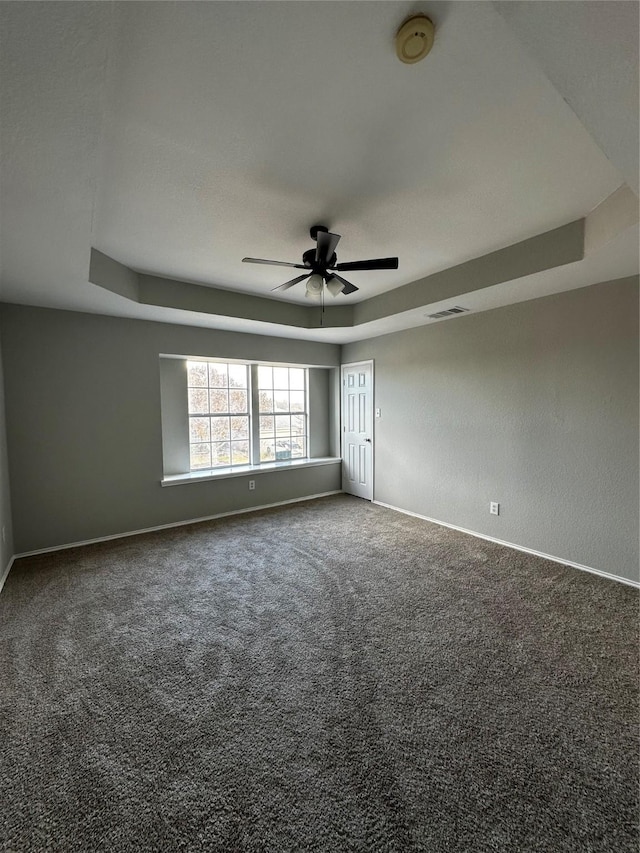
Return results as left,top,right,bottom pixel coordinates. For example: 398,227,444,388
0,494,637,852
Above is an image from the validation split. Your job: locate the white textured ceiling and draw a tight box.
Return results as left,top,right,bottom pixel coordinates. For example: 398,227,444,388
495,0,639,195
0,1,637,340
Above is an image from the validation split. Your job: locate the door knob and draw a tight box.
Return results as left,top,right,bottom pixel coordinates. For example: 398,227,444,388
364,438,372,443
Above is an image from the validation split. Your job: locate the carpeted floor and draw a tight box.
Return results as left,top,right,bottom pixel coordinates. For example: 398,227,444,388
0,494,638,852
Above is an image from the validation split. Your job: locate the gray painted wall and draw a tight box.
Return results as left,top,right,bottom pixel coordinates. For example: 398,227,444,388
0,318,14,576
343,277,639,583
307,368,331,458
159,358,190,476
0,306,341,553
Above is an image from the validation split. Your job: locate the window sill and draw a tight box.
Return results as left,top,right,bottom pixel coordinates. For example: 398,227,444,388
161,456,341,487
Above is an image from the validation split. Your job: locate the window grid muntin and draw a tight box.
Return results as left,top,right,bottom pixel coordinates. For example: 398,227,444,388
187,361,309,471
187,361,250,471
257,366,307,462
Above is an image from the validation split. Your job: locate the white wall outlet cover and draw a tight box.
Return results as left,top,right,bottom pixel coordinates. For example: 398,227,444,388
490,502,500,515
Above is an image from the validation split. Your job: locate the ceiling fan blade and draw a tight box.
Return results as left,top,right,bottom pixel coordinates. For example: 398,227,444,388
327,273,359,295
242,257,306,269
333,257,399,272
315,230,341,264
270,274,310,292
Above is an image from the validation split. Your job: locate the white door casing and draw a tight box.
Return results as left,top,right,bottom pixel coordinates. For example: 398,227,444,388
341,361,373,500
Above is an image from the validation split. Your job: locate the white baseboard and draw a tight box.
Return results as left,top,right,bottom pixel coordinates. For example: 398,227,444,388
374,500,640,589
14,491,344,561
8,492,636,591
0,555,15,595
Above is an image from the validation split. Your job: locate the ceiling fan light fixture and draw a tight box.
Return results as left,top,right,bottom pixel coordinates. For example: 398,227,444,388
243,228,396,299
305,273,324,299
326,276,345,297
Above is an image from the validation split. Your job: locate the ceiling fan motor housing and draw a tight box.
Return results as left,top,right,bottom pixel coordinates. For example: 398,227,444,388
302,247,337,274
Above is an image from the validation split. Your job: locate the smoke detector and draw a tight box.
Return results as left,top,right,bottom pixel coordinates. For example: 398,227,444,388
395,15,435,64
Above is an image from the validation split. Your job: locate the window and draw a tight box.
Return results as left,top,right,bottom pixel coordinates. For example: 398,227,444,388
160,356,336,484
187,362,250,470
257,366,307,462
186,360,307,471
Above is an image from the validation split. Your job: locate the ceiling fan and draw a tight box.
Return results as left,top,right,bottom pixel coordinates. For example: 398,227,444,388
242,225,398,299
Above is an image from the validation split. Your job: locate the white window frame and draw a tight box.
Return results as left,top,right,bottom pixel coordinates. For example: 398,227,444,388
187,359,309,474
252,364,308,465
187,360,252,472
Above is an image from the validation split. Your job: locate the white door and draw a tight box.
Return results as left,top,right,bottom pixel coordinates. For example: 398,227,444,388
341,361,374,500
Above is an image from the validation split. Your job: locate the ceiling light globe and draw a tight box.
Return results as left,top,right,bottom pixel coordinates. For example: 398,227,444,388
305,273,324,300
326,277,345,297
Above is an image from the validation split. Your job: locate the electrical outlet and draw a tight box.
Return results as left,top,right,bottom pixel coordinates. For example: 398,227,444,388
375,408,381,418
248,480,255,491
490,502,500,516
